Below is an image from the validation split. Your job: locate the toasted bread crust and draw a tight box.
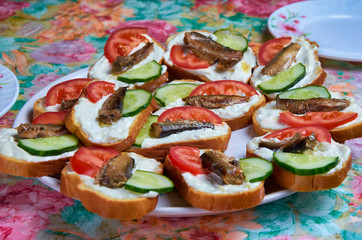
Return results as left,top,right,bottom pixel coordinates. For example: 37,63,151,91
125,125,232,162
225,94,266,130
164,156,265,211
60,165,158,220
252,109,362,143
0,153,69,177
65,96,157,152
33,98,46,120
246,148,352,191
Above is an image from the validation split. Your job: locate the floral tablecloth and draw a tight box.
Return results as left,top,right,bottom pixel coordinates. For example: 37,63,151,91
0,1,361,239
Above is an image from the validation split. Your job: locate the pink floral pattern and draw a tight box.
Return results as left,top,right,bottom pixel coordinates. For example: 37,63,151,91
269,8,308,37
0,0,29,21
31,40,97,64
0,179,73,240
230,0,303,18
0,111,14,128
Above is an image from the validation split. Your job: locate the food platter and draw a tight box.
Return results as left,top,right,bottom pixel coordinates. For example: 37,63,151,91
13,67,294,217
0,64,19,118
268,0,362,62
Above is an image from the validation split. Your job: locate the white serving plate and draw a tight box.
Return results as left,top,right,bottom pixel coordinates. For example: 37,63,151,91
268,0,362,62
0,64,19,118
13,67,294,217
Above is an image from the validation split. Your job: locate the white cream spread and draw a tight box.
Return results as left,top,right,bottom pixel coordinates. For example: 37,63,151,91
89,34,165,83
247,135,351,175
68,152,161,199
182,172,262,194
254,92,362,130
73,95,137,144
141,122,230,148
251,36,322,98
0,128,77,162
163,31,257,82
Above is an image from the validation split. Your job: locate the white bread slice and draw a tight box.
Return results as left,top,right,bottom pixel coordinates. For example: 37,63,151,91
163,152,265,211
33,72,168,121
252,93,362,142
251,37,326,100
246,133,352,192
64,83,158,152
0,128,76,177
163,30,257,82
125,121,232,162
88,32,168,92
155,80,266,131
60,152,163,220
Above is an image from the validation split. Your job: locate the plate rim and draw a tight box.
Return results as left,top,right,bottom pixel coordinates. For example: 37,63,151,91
267,0,362,62
0,65,19,118
14,67,295,217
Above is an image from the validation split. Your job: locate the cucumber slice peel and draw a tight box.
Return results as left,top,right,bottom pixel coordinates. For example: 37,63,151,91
259,63,306,94
122,89,152,117
125,170,174,193
18,135,79,156
154,83,198,107
117,60,162,84
273,152,338,176
239,157,273,182
277,85,331,99
133,115,158,147
213,29,248,52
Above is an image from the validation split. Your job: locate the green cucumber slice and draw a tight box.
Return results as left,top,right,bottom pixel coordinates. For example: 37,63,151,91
213,29,248,52
122,89,152,117
117,60,162,84
133,115,158,147
258,63,306,94
239,157,273,183
125,170,174,193
277,85,331,99
154,83,198,107
18,135,79,156
273,152,338,176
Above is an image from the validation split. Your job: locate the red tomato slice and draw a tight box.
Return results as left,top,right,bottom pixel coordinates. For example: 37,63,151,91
45,78,92,107
71,147,119,177
264,126,331,143
158,106,223,125
104,27,149,63
258,37,292,66
169,146,205,174
86,81,115,103
189,80,258,97
170,45,210,69
32,111,68,125
279,111,358,130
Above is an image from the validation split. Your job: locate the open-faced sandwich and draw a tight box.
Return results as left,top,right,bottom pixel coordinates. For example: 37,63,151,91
154,80,265,130
164,146,273,211
125,106,232,161
88,27,168,92
0,112,79,177
252,85,362,142
64,80,157,151
246,126,352,191
163,28,256,82
33,78,93,119
60,147,173,220
251,36,326,100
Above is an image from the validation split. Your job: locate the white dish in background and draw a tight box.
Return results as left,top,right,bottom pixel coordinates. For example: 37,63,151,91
13,67,294,217
0,65,19,118
268,0,362,62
